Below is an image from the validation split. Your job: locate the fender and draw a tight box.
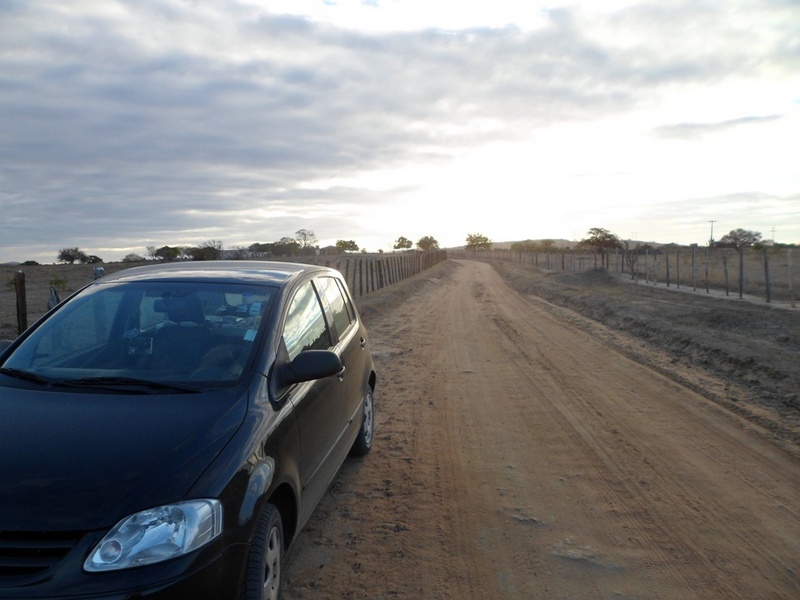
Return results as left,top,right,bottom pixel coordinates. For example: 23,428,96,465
238,459,275,526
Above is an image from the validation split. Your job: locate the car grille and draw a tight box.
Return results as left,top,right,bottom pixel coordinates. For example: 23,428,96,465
0,530,82,578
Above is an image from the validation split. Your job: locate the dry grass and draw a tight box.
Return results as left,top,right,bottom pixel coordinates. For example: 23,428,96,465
460,247,800,303
625,247,799,302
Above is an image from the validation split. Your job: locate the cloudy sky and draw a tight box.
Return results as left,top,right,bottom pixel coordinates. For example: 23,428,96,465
1,0,798,263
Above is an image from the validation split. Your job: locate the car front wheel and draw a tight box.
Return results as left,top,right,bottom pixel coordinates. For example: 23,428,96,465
350,388,374,456
244,504,283,600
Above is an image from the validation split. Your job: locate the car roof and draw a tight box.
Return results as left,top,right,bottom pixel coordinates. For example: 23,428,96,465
99,261,332,286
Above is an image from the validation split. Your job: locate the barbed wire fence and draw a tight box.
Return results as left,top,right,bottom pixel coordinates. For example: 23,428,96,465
451,246,797,307
1,251,449,338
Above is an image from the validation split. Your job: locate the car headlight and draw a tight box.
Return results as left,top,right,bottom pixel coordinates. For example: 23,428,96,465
84,500,223,572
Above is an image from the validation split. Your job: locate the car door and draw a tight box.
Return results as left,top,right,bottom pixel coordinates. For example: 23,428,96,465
278,279,350,517
316,275,367,423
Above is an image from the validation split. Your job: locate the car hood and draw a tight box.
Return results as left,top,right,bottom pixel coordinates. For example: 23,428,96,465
0,385,247,531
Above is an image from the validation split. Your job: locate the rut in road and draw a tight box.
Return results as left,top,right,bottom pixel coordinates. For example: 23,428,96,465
284,259,800,599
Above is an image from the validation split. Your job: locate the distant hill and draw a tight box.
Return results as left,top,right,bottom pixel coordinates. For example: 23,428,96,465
449,239,575,251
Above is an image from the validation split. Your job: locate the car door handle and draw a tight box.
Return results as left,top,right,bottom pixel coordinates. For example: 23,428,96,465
337,365,346,381
360,337,366,349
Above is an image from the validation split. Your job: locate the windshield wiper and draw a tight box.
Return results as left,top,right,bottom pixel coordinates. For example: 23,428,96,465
0,367,58,386
61,376,202,394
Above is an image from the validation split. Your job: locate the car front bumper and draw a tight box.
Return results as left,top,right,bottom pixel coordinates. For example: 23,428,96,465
0,544,248,600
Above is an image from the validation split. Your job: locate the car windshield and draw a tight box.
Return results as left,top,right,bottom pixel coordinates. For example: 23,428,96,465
1,280,277,387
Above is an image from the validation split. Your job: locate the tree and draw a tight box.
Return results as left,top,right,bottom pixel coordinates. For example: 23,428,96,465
394,236,413,250
465,233,492,252
248,242,272,256
249,237,306,257
188,240,223,261
275,237,301,256
336,240,360,252
717,229,762,250
578,228,623,269
295,229,318,251
578,228,623,251
57,247,88,264
511,240,535,253
417,236,439,251
227,246,250,260
538,239,556,252
151,245,180,261
85,255,103,264
122,253,146,263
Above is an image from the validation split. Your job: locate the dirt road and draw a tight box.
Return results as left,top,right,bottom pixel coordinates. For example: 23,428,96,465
284,259,800,599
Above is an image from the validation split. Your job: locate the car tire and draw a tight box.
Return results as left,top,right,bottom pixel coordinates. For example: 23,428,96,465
243,504,284,600
350,387,374,457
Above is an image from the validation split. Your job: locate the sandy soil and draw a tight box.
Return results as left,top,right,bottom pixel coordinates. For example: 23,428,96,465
283,258,800,599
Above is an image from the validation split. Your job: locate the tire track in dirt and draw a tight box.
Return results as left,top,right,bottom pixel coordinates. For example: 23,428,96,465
283,267,461,599
470,260,800,597
284,259,800,599
430,262,692,598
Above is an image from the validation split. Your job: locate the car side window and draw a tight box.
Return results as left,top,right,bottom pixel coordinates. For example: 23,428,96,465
335,279,356,322
283,281,331,361
317,276,354,338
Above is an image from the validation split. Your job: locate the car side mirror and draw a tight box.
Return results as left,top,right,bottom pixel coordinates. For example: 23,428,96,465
279,350,342,387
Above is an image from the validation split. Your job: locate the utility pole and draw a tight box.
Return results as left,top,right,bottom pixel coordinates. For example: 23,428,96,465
708,220,716,246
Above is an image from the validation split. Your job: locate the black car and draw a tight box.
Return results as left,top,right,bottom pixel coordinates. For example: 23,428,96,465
0,261,376,599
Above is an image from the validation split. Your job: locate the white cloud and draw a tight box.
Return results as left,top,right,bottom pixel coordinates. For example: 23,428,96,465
0,0,798,263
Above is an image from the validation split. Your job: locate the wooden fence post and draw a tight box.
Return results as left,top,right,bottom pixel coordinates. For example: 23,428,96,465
738,246,744,299
789,249,796,308
653,251,658,286
764,247,771,304
628,250,633,280
15,270,27,335
723,252,730,296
